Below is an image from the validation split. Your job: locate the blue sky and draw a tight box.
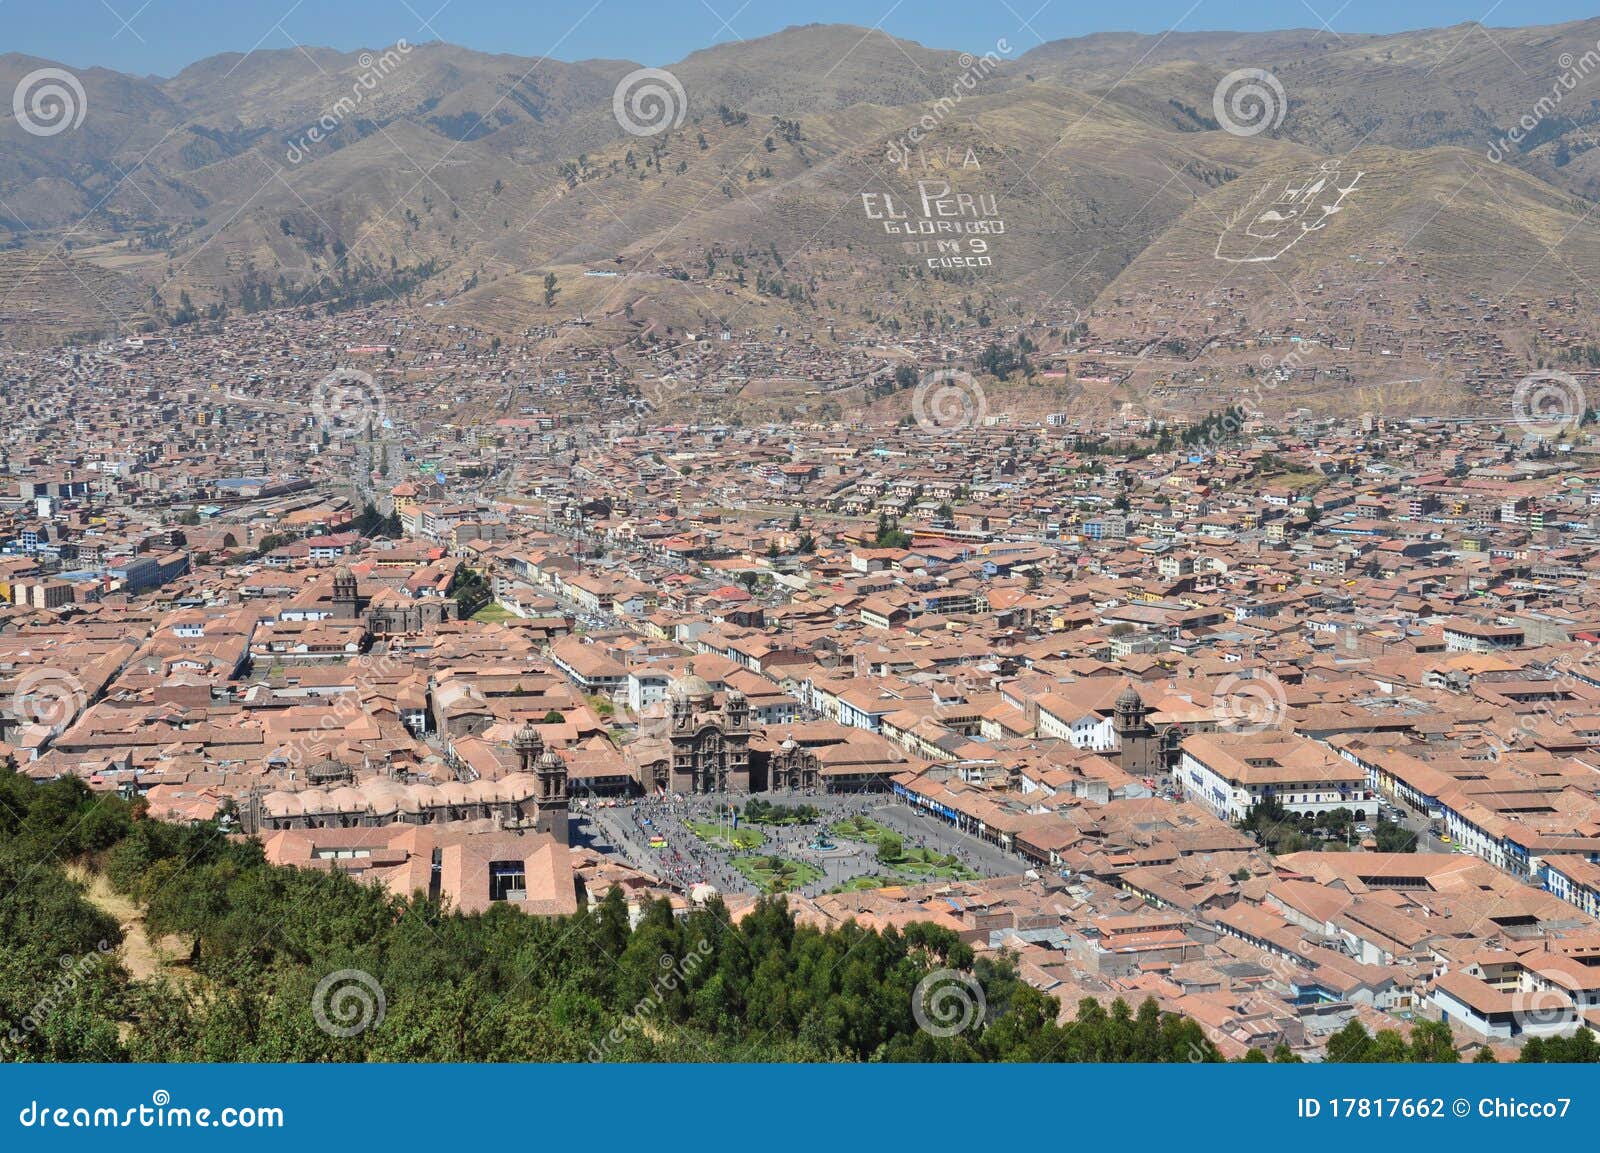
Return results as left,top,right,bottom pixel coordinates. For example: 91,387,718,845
7,0,1597,77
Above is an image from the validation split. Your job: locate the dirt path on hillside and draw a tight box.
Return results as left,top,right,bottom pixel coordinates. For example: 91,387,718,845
65,865,191,983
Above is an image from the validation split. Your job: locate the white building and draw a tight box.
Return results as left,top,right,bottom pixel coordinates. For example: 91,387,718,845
1035,695,1116,751
626,667,673,714
1180,732,1373,823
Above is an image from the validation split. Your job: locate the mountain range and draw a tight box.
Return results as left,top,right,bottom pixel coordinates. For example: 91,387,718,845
3,17,1599,411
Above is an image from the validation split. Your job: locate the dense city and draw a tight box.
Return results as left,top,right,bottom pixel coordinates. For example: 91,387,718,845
3,292,1600,1062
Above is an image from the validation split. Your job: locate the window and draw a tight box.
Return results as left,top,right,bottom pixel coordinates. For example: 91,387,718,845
489,860,527,902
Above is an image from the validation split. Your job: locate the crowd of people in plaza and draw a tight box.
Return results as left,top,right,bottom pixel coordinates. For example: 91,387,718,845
580,790,999,898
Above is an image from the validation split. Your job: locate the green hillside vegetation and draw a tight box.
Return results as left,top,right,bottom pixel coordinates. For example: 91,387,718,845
0,768,1571,1063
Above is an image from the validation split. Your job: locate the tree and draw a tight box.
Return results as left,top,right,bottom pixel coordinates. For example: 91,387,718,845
1326,1019,1374,1062
1521,1029,1600,1062
1374,817,1417,853
1240,796,1311,855
543,272,560,308
873,511,911,549
1368,1030,1411,1062
876,832,904,864
451,566,491,617
1406,1019,1460,1063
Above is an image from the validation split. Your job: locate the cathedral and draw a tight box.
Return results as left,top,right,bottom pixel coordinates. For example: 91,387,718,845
1114,682,1193,778
629,671,752,794
329,564,456,635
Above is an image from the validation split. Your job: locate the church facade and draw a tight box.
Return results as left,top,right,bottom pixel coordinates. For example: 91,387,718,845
630,672,752,794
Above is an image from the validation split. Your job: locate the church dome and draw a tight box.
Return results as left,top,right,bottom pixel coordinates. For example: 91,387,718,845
670,670,715,703
1116,683,1144,711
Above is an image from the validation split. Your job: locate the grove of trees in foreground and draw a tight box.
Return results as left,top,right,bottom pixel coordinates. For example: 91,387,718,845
0,769,1584,1062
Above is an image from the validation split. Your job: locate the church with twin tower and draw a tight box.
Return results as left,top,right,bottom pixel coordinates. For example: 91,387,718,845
512,722,570,845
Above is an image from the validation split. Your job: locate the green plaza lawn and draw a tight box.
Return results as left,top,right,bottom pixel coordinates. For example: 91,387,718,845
731,855,823,893
829,815,895,843
881,845,980,882
826,874,900,893
686,819,766,852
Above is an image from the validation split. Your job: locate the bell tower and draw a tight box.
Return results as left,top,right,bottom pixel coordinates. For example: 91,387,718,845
513,723,543,773
331,564,361,620
1114,682,1159,777
535,746,570,845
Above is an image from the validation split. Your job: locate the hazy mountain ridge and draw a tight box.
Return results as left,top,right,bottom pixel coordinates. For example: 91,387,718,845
1,20,1599,370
